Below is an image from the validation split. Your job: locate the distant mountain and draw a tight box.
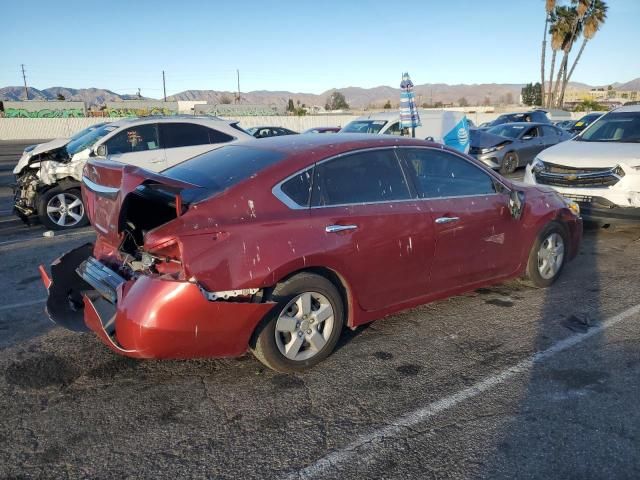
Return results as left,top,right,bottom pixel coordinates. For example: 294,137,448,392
0,86,144,104
2,78,639,108
618,78,640,91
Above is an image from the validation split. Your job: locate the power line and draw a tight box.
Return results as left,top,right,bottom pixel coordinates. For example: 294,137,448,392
21,64,28,100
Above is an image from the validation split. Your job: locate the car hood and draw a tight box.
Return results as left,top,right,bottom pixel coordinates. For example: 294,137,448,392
538,140,640,168
13,137,69,174
470,130,512,148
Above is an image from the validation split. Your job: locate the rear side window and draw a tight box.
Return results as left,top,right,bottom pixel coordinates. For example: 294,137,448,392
160,123,234,148
105,124,160,155
400,148,496,198
542,126,559,136
280,169,313,207
311,149,411,207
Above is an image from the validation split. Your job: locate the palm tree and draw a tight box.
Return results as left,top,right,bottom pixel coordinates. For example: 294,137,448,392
547,6,573,108
554,0,591,107
560,0,608,104
541,0,556,106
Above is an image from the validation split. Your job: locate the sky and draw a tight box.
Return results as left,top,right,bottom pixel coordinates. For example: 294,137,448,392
1,0,638,97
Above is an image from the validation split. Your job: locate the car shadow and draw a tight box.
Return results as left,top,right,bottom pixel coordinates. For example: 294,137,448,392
476,224,627,478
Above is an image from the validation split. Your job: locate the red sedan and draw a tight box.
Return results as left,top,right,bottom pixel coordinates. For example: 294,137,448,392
41,135,582,372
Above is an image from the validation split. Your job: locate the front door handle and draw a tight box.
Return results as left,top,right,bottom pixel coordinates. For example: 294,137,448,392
325,224,358,233
435,216,460,224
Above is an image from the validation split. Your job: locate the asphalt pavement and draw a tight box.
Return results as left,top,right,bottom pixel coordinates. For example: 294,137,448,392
0,141,639,479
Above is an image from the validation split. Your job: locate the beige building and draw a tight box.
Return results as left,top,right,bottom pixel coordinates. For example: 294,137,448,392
564,88,639,103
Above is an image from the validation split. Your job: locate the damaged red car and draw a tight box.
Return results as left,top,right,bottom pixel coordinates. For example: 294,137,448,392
41,134,582,372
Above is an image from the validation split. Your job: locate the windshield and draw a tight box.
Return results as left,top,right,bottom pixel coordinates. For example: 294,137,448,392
486,124,526,139
68,123,107,142
578,112,640,143
65,124,118,156
340,120,388,134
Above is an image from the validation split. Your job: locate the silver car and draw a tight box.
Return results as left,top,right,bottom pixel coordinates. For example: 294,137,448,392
469,122,573,174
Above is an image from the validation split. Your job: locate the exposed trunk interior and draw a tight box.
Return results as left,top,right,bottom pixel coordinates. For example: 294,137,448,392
120,184,179,255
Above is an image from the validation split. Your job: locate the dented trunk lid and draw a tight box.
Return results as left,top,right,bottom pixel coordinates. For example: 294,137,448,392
82,158,201,245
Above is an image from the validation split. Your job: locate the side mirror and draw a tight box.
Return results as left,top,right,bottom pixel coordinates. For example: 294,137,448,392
94,144,107,157
522,135,533,141
508,190,525,220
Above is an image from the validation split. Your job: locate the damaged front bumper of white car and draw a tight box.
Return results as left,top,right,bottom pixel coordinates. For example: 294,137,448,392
13,155,85,223
524,159,640,223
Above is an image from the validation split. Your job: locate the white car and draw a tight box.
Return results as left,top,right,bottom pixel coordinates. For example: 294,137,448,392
524,105,640,224
339,110,470,153
13,117,253,230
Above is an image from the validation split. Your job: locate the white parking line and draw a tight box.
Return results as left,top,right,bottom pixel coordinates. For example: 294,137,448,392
288,303,640,480
0,299,46,312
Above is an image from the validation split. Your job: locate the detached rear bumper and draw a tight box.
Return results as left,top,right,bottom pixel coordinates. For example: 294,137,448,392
41,244,275,359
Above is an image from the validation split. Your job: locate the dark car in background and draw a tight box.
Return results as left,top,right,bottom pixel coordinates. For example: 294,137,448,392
569,112,603,134
470,122,572,174
479,110,551,130
247,126,298,138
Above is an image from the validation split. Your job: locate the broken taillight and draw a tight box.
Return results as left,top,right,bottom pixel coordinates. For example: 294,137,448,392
144,238,184,277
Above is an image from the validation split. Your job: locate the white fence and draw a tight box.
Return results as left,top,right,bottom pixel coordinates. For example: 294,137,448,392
0,112,586,140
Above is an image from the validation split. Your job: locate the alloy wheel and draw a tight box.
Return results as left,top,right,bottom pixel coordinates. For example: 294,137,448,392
274,291,335,362
46,192,85,228
537,232,565,280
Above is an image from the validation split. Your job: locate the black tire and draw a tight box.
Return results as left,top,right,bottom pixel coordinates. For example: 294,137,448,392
500,152,519,175
525,222,568,288
250,272,345,373
37,186,88,231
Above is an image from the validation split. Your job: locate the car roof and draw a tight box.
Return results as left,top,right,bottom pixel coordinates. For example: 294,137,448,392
107,116,240,127
612,105,640,113
488,122,551,128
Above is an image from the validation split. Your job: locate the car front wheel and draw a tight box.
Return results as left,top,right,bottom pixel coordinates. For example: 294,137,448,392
500,152,519,175
251,272,345,372
37,187,88,230
525,222,567,287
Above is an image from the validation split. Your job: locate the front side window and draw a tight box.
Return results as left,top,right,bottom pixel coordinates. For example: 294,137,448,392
523,127,539,138
311,149,411,207
400,148,496,198
384,122,404,136
105,124,160,155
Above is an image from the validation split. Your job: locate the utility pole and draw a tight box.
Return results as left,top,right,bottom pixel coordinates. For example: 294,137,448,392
21,64,29,100
236,69,240,104
162,70,167,102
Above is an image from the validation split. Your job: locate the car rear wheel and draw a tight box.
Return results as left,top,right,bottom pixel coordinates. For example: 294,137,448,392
500,152,519,175
251,272,344,372
37,187,88,231
525,222,567,287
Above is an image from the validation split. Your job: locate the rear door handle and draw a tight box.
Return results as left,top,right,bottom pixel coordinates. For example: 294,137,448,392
435,216,460,224
325,224,358,233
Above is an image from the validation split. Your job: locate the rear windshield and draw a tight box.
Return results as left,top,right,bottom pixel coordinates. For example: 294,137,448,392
162,145,286,202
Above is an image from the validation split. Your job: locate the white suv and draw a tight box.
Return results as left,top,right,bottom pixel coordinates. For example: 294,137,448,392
13,117,253,230
524,105,640,224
